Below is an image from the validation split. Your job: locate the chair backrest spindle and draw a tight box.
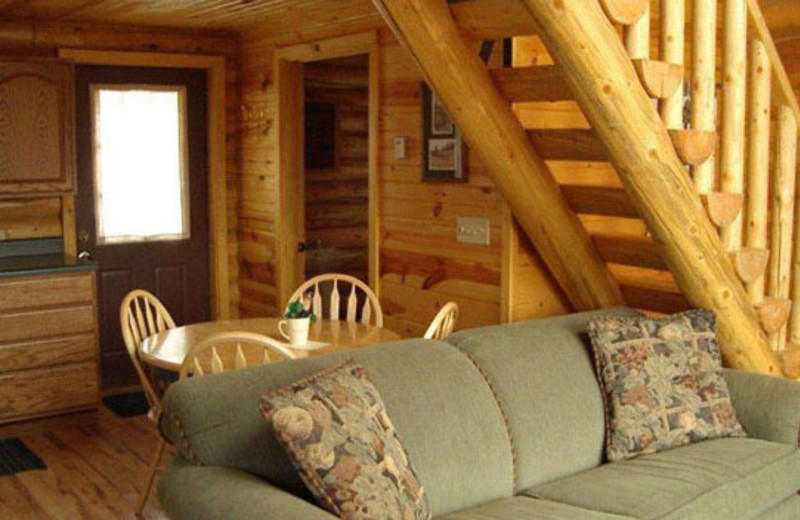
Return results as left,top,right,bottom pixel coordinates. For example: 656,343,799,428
119,289,177,421
180,332,297,380
287,274,383,327
424,302,460,340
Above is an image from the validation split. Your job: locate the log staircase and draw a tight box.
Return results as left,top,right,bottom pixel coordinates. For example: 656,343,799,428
373,0,800,378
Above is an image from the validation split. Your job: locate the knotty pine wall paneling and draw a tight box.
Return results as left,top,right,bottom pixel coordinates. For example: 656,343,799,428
239,18,570,336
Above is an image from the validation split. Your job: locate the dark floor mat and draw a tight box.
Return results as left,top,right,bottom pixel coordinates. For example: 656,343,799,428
102,392,150,418
0,438,46,476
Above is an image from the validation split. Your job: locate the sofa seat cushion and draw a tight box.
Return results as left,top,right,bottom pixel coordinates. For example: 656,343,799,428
525,438,800,520
435,497,633,520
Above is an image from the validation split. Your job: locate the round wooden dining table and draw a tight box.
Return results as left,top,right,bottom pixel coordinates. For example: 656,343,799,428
138,317,402,372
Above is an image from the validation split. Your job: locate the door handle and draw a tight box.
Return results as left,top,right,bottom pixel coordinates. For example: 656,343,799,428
78,251,92,261
298,239,323,253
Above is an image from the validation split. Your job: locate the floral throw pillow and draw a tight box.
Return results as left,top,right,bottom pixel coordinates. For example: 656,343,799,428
588,310,746,462
261,360,431,520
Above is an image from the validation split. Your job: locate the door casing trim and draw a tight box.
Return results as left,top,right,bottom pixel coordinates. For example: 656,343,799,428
58,49,230,319
274,31,380,310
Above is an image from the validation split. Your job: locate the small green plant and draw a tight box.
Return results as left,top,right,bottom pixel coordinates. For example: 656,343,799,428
284,298,317,322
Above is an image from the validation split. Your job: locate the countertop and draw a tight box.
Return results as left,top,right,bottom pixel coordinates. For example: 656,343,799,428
0,254,97,278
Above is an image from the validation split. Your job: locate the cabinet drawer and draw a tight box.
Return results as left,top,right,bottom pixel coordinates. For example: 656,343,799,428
0,334,96,373
0,305,95,343
0,361,98,423
0,272,93,312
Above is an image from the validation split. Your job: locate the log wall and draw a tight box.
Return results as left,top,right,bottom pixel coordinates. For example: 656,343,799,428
304,57,370,282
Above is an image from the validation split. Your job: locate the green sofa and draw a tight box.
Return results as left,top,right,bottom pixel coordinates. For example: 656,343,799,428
158,308,800,519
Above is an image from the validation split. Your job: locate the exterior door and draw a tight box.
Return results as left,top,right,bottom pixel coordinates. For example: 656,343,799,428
75,66,210,392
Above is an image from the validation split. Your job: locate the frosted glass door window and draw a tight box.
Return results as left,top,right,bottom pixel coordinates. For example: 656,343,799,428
92,86,189,244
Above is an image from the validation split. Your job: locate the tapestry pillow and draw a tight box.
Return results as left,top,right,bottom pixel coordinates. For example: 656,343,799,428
261,360,431,520
588,309,746,462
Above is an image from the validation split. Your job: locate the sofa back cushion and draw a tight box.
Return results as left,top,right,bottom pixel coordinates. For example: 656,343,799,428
161,340,513,517
445,308,640,492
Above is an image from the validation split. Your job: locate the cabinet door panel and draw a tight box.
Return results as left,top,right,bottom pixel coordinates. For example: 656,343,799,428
0,59,74,195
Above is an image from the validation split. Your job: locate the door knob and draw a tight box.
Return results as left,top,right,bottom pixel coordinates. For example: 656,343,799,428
298,239,323,253
78,251,92,261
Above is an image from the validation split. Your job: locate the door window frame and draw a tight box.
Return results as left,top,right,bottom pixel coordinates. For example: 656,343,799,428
90,83,191,245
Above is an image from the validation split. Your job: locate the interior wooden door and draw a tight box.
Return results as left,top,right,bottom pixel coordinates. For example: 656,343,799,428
74,65,210,392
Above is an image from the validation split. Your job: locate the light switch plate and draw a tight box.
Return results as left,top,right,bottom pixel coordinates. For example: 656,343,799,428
456,217,490,246
393,137,407,159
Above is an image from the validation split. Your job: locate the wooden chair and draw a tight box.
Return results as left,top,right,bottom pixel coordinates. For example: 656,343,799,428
119,289,176,519
179,332,297,381
424,302,459,340
287,273,383,327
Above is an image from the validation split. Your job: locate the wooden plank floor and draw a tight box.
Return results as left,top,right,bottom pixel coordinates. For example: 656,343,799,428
0,408,170,520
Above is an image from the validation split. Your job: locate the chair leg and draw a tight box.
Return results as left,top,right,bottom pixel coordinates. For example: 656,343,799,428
136,437,166,519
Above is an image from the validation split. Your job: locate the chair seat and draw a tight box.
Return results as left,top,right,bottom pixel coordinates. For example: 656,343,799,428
524,438,800,520
436,496,633,520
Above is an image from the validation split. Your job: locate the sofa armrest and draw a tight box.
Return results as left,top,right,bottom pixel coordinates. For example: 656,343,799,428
724,368,800,447
158,457,336,520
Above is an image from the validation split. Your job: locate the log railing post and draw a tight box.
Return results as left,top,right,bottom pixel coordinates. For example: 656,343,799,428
745,39,772,303
624,2,650,59
519,0,781,375
790,159,800,345
768,106,798,349
690,0,717,193
370,0,624,310
719,0,748,251
659,0,685,129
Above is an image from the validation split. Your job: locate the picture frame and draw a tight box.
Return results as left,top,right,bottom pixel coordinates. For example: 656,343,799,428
422,83,466,182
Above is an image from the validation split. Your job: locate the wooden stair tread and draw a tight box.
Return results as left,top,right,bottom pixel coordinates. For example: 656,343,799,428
632,59,684,99
450,0,537,40
729,248,770,284
599,0,649,25
755,298,792,334
561,185,639,219
594,235,667,271
700,192,743,228
669,129,716,166
621,284,690,315
528,129,609,161
492,66,574,102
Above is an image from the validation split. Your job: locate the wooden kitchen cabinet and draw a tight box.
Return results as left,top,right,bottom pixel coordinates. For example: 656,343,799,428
0,270,98,424
0,58,75,196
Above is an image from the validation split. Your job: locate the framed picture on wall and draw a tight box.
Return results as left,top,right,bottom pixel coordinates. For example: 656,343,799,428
422,83,466,182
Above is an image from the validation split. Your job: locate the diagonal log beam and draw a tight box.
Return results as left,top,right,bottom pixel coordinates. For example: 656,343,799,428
370,0,623,310
519,0,781,375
